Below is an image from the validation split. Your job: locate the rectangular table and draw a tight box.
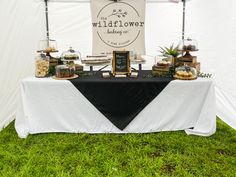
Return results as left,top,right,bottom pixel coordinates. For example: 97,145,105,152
15,72,216,138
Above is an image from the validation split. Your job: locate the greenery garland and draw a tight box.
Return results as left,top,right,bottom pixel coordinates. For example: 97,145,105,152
198,72,212,78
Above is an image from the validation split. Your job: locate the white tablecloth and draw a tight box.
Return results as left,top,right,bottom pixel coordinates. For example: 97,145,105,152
15,77,216,138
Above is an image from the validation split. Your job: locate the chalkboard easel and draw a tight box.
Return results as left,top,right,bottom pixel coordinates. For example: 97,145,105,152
112,51,131,76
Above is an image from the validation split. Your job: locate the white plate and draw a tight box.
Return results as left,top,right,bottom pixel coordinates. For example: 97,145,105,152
81,57,111,64
82,60,111,64
131,59,146,64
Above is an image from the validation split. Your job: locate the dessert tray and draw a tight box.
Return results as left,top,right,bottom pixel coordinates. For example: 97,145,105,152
81,56,111,65
131,58,146,64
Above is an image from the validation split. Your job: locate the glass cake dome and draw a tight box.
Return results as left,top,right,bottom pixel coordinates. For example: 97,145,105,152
35,52,49,78
154,55,173,66
178,38,198,51
38,39,58,53
55,64,75,78
61,47,81,61
174,65,197,80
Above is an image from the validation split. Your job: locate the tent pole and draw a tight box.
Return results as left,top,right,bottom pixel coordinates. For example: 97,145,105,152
44,0,50,40
182,0,186,40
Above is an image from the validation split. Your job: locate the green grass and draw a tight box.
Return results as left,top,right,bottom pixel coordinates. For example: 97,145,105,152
0,119,235,177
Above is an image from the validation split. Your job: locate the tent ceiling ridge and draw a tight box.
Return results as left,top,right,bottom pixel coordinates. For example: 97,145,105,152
41,0,182,3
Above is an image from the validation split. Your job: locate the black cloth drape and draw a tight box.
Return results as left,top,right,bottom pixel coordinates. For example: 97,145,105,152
69,70,172,130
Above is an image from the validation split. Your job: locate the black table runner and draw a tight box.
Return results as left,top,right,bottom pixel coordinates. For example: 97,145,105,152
69,70,172,130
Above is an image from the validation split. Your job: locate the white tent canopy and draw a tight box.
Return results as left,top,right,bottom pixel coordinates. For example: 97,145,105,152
0,0,236,131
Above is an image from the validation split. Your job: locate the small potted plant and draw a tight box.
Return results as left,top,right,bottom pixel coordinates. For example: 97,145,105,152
159,44,180,66
158,44,181,77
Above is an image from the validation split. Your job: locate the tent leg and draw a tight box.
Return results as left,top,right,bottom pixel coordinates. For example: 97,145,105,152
182,0,186,40
44,0,50,40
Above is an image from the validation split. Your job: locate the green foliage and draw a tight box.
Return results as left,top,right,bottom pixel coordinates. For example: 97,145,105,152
159,44,180,58
0,119,235,177
198,72,212,78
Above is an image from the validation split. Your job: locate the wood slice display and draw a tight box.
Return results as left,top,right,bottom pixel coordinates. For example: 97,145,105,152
174,74,197,80
52,74,78,80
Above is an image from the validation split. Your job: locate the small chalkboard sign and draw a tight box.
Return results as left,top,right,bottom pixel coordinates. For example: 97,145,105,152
112,51,131,75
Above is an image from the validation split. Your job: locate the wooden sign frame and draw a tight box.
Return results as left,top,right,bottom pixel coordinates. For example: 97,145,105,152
112,51,131,76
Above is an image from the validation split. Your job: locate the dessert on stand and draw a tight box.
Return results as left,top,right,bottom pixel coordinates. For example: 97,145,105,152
81,55,111,71
174,65,197,80
177,38,200,73
61,47,81,61
152,53,174,77
53,64,78,80
50,46,84,79
152,59,171,76
38,39,58,54
81,56,111,65
61,46,83,75
37,39,59,75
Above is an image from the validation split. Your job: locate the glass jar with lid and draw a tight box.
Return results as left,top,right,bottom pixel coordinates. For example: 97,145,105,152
38,39,58,53
154,55,173,66
61,47,81,61
178,38,198,51
35,52,50,78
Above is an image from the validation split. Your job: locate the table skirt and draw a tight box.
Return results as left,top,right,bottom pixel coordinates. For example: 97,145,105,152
15,77,216,138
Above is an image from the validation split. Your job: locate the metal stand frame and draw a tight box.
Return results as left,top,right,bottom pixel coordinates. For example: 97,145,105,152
43,0,187,43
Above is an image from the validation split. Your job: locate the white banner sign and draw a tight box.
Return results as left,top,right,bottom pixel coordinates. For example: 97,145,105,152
91,0,146,55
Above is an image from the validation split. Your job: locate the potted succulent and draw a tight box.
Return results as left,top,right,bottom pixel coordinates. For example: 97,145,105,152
158,44,181,77
159,44,180,66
